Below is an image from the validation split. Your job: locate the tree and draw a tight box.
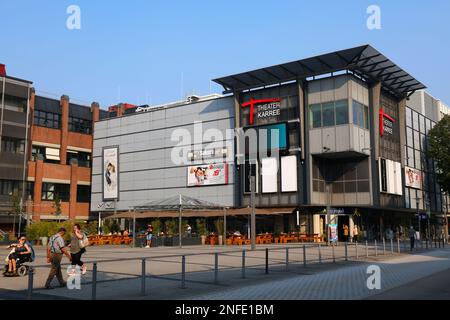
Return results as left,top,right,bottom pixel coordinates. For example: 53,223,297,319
54,194,62,223
428,115,450,193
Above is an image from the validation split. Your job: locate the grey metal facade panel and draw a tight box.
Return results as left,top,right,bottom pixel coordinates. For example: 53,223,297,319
91,97,235,212
1,124,27,139
3,109,27,125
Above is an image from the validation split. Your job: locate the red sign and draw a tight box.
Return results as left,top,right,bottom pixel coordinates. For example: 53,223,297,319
379,108,395,137
242,98,281,125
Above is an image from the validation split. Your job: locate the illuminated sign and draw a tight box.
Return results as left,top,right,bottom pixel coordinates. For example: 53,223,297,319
242,98,281,125
405,166,422,189
187,163,228,187
379,108,395,137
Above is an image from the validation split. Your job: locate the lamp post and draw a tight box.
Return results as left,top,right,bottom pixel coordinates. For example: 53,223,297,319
326,183,331,246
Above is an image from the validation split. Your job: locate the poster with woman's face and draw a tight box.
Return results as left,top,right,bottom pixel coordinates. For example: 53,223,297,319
187,163,228,187
103,147,119,200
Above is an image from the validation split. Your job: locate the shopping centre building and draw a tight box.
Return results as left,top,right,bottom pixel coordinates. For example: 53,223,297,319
91,45,449,240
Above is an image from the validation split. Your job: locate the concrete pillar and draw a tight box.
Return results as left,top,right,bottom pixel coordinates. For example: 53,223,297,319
349,215,355,238
369,82,381,207
60,95,69,166
313,214,321,235
69,162,78,220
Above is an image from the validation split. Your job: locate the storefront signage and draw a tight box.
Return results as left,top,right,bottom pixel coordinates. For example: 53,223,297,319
242,98,281,125
187,148,228,161
103,146,119,200
187,163,228,187
405,166,422,189
379,108,396,137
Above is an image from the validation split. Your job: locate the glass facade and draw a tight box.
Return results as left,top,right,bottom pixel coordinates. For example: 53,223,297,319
33,110,61,129
309,99,349,128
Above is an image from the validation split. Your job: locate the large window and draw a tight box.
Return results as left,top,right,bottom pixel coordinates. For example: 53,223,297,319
34,110,61,129
1,137,25,154
352,100,369,129
0,180,21,196
41,183,70,201
309,100,349,129
67,151,92,168
69,117,92,134
76,185,91,203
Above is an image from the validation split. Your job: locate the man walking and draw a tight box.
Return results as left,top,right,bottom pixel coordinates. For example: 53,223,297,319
408,226,417,252
45,227,72,289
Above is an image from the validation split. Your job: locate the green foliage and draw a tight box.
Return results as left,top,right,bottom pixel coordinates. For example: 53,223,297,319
103,220,120,234
151,219,161,234
196,218,207,236
164,219,177,235
53,194,62,221
214,218,224,235
25,220,98,241
428,115,450,193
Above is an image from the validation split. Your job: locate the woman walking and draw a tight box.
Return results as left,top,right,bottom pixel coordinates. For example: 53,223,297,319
70,224,88,275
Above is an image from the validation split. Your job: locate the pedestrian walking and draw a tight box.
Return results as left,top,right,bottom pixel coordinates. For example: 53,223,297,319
69,224,89,275
343,224,349,242
145,224,153,248
45,228,72,289
409,226,416,252
353,225,359,242
186,224,192,237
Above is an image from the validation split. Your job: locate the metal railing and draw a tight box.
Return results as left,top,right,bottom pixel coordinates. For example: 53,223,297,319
24,237,446,300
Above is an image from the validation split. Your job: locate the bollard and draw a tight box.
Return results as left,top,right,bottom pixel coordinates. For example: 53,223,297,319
285,247,289,271
397,239,400,254
181,256,186,289
241,250,246,279
332,244,336,263
318,244,322,264
303,245,307,267
214,252,219,284
141,259,146,296
355,242,359,259
265,248,269,274
365,241,369,257
439,238,442,248
345,242,348,261
374,240,378,257
27,268,34,300
390,239,394,254
92,262,97,300
383,238,386,255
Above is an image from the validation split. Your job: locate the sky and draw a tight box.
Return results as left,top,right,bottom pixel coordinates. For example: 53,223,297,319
1,0,449,109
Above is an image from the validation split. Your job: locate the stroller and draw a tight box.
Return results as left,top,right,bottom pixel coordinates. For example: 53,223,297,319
3,241,35,277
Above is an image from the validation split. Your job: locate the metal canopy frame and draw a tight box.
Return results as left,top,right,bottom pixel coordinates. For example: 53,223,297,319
213,45,426,99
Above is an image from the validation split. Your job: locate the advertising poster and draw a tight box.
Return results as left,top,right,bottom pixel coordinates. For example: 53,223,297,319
103,146,119,200
405,166,422,189
329,224,338,242
187,163,228,187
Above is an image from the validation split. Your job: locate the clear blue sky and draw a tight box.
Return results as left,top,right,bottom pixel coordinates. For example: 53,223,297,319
1,0,449,108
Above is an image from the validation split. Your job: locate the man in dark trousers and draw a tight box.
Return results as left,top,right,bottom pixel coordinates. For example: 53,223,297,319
408,226,417,252
45,228,72,289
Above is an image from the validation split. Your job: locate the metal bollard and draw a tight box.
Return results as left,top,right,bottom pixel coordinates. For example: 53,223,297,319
332,244,336,263
92,262,97,300
141,259,146,296
303,245,307,267
355,242,359,259
265,248,269,274
285,247,289,271
27,268,34,300
318,244,322,263
374,240,378,257
181,256,186,289
365,241,369,257
390,239,394,254
383,238,386,255
241,250,246,279
397,239,400,254
214,252,219,284
345,242,348,261
439,238,442,248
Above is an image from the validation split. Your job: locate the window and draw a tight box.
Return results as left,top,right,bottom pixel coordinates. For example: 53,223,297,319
34,110,61,129
77,185,91,203
309,104,322,128
31,146,60,163
335,100,349,125
322,102,335,127
352,100,368,129
41,183,70,201
0,180,21,196
69,117,92,134
1,137,25,154
67,151,92,168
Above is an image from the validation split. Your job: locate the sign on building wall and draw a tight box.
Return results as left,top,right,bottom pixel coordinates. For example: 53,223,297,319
405,166,422,189
379,108,396,137
379,158,402,196
187,163,228,187
242,98,281,125
103,146,119,200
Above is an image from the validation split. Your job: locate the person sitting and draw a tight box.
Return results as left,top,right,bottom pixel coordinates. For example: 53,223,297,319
6,236,31,276
123,229,129,237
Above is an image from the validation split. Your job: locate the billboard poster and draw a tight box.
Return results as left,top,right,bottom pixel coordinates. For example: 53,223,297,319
187,163,228,187
103,146,119,200
405,166,422,189
329,224,338,242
